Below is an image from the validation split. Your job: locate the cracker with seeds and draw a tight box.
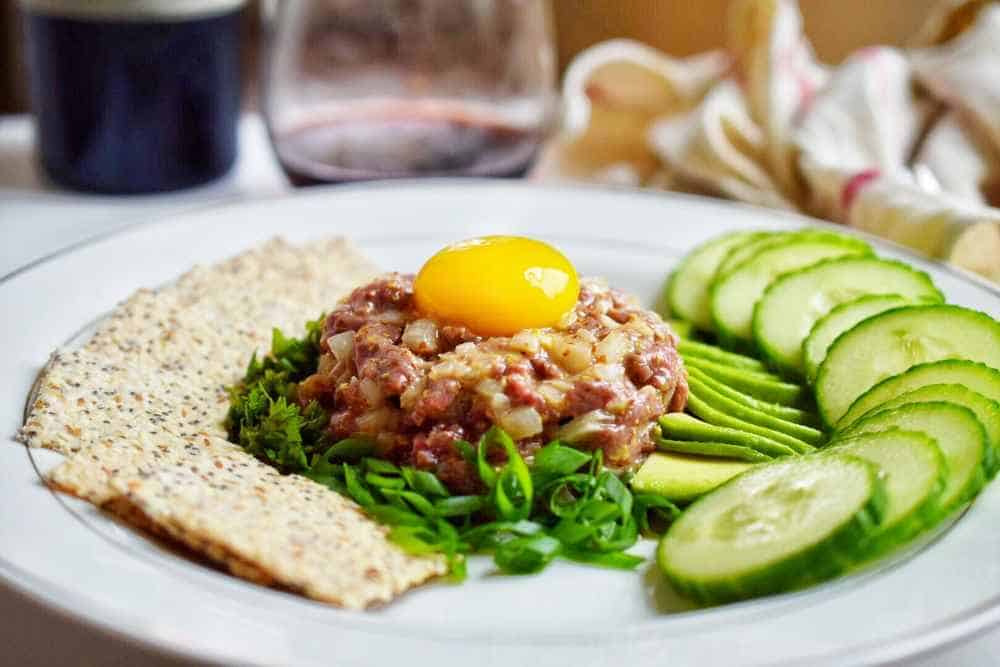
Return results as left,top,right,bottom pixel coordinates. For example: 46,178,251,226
81,238,377,382
17,237,445,607
109,445,446,609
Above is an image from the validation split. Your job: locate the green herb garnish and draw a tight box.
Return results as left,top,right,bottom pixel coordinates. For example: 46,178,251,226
226,321,679,579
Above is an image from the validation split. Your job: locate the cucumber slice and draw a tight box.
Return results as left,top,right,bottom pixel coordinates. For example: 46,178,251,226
753,258,943,377
631,452,755,503
839,402,988,515
715,232,784,277
658,413,798,458
850,384,1000,478
716,230,870,278
826,430,946,549
666,231,768,330
686,367,819,426
658,454,886,604
686,394,816,453
815,304,1000,427
838,360,1000,431
687,376,825,445
681,356,805,406
657,438,773,463
666,318,696,339
677,339,768,372
803,295,914,382
710,238,873,345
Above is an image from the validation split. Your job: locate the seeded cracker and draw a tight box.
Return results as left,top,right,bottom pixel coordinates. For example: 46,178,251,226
109,446,445,608
17,237,447,608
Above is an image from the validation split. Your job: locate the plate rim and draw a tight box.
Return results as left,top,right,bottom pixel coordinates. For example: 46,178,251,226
3,178,1000,666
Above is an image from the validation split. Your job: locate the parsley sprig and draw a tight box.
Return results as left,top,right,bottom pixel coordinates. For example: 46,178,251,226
226,320,680,578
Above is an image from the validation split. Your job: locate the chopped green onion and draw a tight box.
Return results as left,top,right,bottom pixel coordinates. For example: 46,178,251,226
533,441,592,477
404,468,451,498
342,463,375,507
494,534,561,574
363,458,402,475
226,317,676,582
364,472,406,490
435,495,485,517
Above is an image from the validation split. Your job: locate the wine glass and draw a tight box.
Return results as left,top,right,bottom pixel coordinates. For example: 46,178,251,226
261,0,557,185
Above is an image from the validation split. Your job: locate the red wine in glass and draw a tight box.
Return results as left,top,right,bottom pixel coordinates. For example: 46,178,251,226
272,106,543,186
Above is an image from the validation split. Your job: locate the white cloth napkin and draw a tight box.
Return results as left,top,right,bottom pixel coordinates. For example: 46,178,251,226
539,0,1000,283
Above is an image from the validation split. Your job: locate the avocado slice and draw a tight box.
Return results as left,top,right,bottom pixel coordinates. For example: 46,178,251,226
681,356,805,406
631,452,754,503
656,438,772,463
686,376,824,447
677,339,768,373
659,413,798,458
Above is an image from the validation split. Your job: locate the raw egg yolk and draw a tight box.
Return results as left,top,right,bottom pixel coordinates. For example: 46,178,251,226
414,236,580,337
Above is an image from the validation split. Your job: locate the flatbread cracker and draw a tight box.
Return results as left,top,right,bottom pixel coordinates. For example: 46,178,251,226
20,349,229,458
81,238,377,383
109,447,446,609
17,237,445,607
46,430,236,504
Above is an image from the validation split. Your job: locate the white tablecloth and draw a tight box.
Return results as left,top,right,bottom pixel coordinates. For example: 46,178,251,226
0,113,997,666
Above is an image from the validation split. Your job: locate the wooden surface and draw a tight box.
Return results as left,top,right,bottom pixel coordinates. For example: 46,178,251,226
552,0,941,67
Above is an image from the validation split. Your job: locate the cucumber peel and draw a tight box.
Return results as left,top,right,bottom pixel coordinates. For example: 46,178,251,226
838,360,1000,431
714,229,866,277
665,230,768,330
825,429,946,551
752,257,942,377
850,384,1000,478
658,454,886,604
839,402,989,516
815,304,1000,427
803,294,914,381
710,237,873,344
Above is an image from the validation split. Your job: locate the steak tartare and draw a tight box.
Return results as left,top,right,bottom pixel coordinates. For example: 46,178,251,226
298,274,688,491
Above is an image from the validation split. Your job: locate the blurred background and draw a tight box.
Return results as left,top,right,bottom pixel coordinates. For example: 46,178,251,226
0,0,941,113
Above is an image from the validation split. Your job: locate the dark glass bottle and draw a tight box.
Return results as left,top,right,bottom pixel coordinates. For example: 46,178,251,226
21,1,244,194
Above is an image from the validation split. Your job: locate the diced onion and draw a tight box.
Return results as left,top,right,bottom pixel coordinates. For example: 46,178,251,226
374,308,405,324
316,352,336,375
402,319,439,355
475,378,503,397
499,406,544,439
594,330,631,364
549,334,593,374
537,383,567,406
326,331,355,362
429,359,473,380
592,363,625,383
558,409,612,443
358,377,384,407
357,407,396,433
490,393,512,414
400,376,426,411
510,331,541,354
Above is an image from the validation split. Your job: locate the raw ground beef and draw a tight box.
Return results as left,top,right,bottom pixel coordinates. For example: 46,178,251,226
298,273,687,491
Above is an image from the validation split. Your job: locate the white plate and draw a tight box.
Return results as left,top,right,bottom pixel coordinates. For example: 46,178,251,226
2,181,999,667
